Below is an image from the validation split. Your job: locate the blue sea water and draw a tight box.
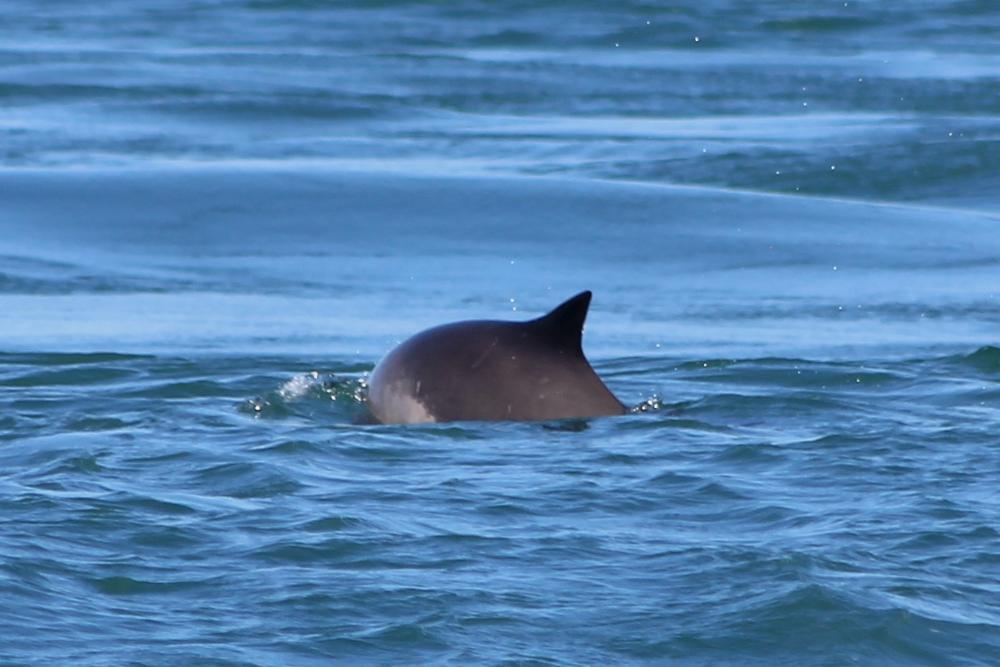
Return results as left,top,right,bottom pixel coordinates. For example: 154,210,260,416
2,1,999,664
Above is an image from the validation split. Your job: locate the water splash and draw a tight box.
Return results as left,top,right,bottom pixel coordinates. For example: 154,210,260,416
241,371,370,422
630,395,665,413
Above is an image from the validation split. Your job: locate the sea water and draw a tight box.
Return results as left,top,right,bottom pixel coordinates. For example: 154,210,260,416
1,2,999,665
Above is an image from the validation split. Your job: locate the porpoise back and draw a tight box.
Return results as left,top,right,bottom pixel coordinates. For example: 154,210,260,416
368,291,625,424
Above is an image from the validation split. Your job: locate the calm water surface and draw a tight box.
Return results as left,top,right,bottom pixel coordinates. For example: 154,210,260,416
1,1,999,665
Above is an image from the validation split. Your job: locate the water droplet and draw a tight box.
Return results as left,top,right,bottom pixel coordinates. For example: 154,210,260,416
631,395,663,413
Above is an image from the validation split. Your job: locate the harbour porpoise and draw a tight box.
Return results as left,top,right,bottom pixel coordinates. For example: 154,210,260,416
368,291,626,424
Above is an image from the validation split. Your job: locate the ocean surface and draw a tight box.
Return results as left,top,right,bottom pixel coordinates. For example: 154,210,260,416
2,1,999,665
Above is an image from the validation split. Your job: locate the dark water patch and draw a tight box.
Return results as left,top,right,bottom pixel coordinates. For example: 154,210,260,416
123,379,234,399
644,469,706,488
87,574,218,596
851,299,1000,321
956,345,1000,373
331,555,477,572
330,439,433,463
376,424,486,442
61,416,133,431
891,530,964,553
129,525,207,549
0,351,152,366
149,96,394,123
191,461,305,499
790,430,902,452
579,118,1000,204
0,489,63,517
619,415,735,434
676,358,906,391
592,449,663,466
250,538,369,565
707,584,946,664
359,621,449,648
0,432,120,474
458,612,519,626
713,441,787,465
118,494,198,517
761,15,879,33
700,502,801,528
955,524,998,542
476,501,537,517
693,480,750,502
0,82,206,104
119,449,194,466
55,453,106,475
685,391,858,420
470,29,546,47
674,358,744,371
300,515,372,533
0,365,138,388
247,438,326,455
0,264,203,295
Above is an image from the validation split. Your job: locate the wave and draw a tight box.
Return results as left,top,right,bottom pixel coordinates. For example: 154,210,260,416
954,345,1000,373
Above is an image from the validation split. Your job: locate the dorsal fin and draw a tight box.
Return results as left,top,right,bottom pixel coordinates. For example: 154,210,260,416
529,291,592,353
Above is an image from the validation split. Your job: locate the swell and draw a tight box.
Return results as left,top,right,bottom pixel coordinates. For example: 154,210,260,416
2,1,997,208
3,345,1000,664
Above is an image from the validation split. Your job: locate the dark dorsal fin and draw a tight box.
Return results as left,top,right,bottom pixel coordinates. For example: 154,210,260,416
529,291,592,353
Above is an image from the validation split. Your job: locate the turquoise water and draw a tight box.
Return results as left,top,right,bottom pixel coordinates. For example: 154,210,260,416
2,2,999,665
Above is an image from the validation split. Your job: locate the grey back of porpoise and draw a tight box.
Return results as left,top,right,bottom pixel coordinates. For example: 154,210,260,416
368,291,625,424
